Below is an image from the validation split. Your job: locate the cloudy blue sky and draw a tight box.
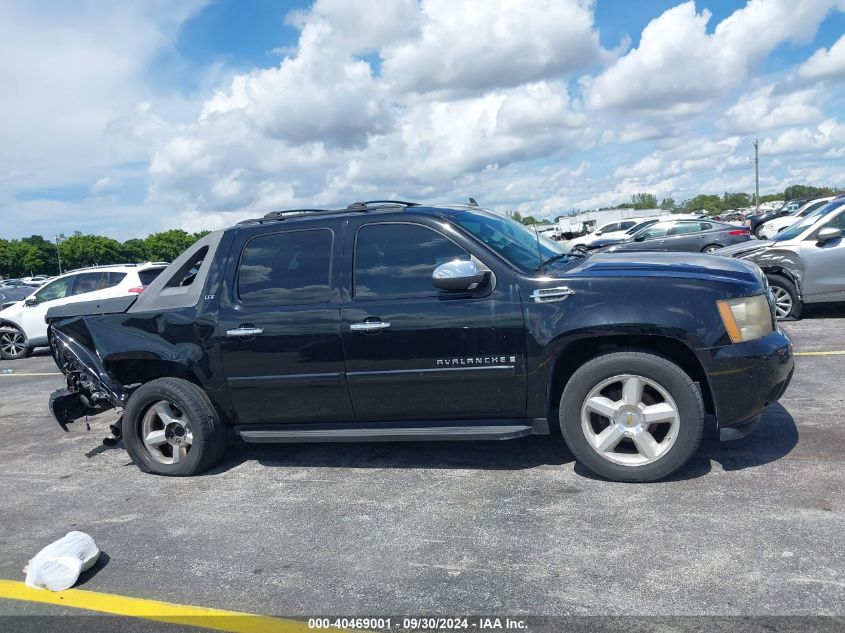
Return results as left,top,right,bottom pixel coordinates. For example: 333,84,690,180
1,0,844,239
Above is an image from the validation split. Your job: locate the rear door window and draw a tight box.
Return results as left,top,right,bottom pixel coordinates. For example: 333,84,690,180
237,229,332,306
72,272,110,296
108,272,127,287
668,222,702,236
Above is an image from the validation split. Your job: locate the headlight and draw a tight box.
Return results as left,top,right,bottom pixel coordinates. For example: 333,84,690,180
717,294,773,343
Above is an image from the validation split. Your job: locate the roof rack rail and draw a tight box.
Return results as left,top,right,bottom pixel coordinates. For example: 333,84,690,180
346,200,419,210
262,209,342,220
235,201,417,227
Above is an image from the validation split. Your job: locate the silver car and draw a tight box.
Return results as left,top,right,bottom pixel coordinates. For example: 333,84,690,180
716,197,845,319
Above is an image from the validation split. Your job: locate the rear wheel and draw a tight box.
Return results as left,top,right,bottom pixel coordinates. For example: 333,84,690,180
0,325,33,360
559,352,704,482
766,274,801,320
123,377,226,476
701,244,721,253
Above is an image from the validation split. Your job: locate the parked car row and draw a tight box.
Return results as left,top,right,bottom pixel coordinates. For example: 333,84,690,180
570,218,751,254
552,196,845,321
756,197,835,239
0,262,168,360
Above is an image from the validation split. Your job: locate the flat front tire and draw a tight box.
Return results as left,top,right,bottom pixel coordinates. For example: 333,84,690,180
123,377,226,476
560,352,704,482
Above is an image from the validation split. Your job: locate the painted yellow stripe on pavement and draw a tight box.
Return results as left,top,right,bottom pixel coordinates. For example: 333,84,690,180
794,350,845,356
0,372,61,376
0,579,347,633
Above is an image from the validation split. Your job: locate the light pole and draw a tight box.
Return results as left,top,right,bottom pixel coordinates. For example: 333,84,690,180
55,235,63,275
754,138,760,210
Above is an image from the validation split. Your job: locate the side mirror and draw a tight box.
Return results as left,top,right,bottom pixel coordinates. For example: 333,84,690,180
817,227,842,243
634,235,645,242
24,296,37,306
595,230,603,236
432,260,486,292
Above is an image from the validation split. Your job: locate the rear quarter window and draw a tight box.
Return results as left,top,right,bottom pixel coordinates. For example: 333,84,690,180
138,268,165,286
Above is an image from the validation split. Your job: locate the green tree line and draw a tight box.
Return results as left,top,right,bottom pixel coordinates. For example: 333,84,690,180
595,185,842,218
0,229,209,278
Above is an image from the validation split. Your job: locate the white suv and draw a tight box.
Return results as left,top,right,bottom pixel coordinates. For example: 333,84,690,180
0,263,167,360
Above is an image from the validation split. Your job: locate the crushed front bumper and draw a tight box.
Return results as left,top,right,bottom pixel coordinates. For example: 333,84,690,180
697,329,794,439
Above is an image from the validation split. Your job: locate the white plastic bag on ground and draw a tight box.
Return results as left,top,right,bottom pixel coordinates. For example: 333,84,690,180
23,531,100,591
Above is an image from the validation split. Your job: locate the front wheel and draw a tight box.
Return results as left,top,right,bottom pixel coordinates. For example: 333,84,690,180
123,377,227,476
560,352,704,482
766,274,801,320
0,325,33,360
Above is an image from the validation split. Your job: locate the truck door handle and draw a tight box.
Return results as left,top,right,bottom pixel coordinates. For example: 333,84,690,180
350,320,391,332
226,326,264,337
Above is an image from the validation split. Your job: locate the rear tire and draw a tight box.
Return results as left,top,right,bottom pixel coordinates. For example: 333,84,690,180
559,352,704,482
0,325,33,360
701,244,721,253
766,274,801,320
123,377,226,476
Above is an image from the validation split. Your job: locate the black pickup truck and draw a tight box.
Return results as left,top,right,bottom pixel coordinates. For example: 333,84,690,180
46,201,794,482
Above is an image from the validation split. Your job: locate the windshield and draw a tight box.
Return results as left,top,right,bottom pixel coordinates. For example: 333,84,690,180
774,200,845,242
449,209,572,271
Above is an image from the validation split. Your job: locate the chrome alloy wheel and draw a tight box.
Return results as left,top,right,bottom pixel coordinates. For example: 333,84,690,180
771,286,793,319
141,400,194,464
0,329,25,356
580,374,680,467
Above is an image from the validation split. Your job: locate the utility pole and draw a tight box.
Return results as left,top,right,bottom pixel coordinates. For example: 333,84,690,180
754,138,760,210
55,235,63,275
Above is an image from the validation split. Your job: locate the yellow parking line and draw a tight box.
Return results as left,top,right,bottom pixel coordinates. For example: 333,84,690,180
0,579,342,633
0,372,61,376
794,350,845,356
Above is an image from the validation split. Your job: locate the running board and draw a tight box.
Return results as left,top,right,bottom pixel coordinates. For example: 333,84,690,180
236,418,548,444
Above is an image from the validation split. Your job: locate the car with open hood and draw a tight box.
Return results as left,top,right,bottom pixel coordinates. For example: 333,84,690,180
45,201,793,483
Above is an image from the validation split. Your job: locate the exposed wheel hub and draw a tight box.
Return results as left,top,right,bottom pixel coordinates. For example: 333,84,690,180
141,400,193,464
165,422,188,446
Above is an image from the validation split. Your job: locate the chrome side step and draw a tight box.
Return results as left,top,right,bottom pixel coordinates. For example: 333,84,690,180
236,419,547,444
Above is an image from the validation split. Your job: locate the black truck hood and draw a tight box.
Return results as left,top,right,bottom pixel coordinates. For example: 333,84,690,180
570,251,763,285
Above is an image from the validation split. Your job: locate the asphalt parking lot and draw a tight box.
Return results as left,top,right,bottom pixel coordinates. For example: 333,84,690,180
0,306,843,627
